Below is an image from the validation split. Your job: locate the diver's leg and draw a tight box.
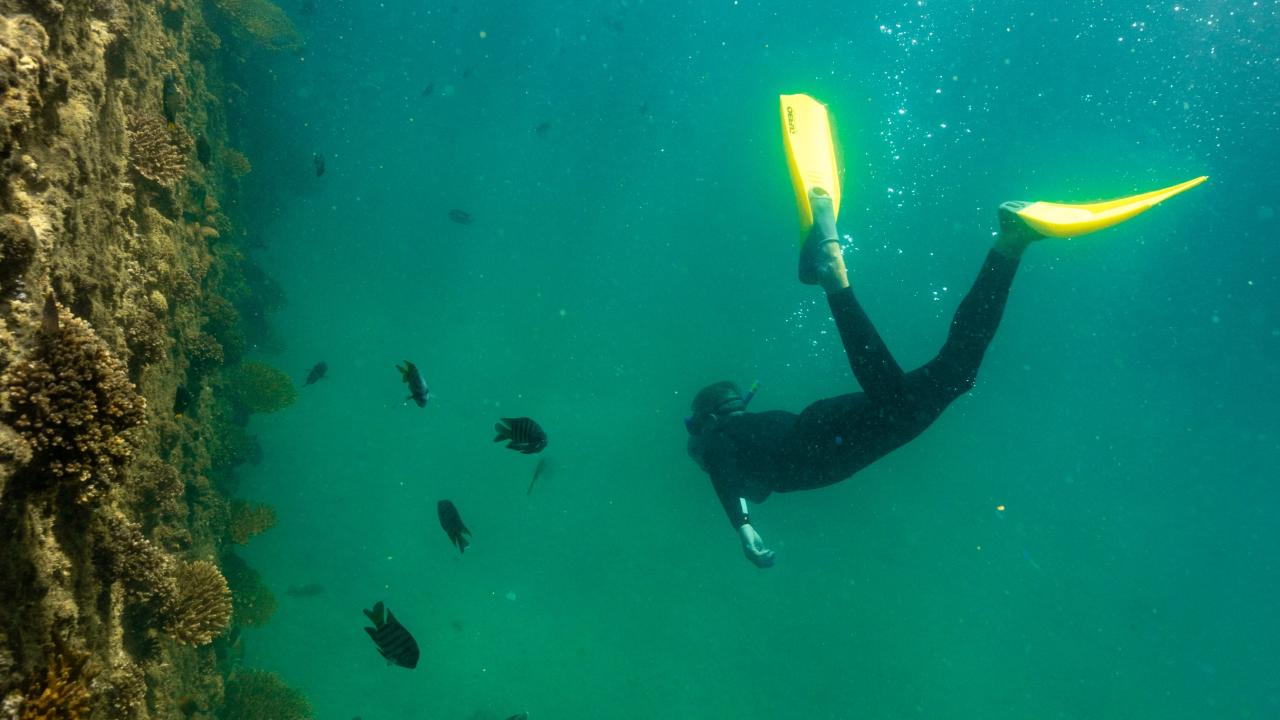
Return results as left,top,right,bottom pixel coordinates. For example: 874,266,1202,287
801,189,908,404
912,202,1040,403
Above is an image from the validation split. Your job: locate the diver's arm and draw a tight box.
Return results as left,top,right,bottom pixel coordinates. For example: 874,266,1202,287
716,488,775,569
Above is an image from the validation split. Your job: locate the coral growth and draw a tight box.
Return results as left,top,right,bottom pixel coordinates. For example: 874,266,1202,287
227,500,276,544
91,660,146,720
17,643,93,720
221,669,312,720
2,304,147,502
224,361,295,415
97,514,177,603
213,0,304,52
163,560,233,646
222,148,252,179
126,114,191,187
184,330,225,371
221,552,275,628
0,15,49,152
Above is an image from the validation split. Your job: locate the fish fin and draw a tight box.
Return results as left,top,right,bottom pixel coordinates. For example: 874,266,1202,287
363,627,378,641
363,601,385,626
457,535,470,553
494,421,510,441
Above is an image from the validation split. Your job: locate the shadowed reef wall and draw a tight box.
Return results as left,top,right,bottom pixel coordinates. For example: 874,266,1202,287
0,1,304,718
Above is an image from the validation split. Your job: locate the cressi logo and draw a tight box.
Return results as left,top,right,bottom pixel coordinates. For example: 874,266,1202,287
786,106,796,134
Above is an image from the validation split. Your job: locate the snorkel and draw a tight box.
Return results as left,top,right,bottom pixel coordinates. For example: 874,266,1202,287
684,380,760,435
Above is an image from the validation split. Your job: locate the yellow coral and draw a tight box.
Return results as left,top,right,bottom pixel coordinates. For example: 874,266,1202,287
127,114,190,187
19,644,93,720
228,500,277,544
163,560,233,646
225,360,296,414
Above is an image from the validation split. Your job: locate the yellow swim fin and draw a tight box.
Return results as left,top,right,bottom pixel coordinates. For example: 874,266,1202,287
780,94,841,242
1016,176,1208,238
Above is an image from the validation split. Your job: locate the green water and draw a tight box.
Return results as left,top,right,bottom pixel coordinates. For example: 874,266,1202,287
221,2,1278,718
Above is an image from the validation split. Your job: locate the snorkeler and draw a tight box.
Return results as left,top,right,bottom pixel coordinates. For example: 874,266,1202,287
686,95,1206,568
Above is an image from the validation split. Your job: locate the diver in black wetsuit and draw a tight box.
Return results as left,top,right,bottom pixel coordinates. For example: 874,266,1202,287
686,190,1045,568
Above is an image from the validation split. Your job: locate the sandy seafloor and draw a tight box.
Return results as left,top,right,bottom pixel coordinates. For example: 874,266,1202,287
224,2,1277,718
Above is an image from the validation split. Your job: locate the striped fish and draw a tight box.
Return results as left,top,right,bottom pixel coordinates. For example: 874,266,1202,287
362,601,420,669
493,417,548,454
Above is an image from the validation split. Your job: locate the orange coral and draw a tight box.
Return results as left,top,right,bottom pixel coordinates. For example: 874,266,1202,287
19,644,93,720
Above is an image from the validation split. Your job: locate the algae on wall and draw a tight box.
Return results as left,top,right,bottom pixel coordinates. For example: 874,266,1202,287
0,0,305,717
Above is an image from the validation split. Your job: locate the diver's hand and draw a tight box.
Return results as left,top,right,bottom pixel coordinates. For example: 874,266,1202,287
739,524,776,569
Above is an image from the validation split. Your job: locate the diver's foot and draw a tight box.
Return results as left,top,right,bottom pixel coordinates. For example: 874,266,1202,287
995,201,1045,257
799,188,848,289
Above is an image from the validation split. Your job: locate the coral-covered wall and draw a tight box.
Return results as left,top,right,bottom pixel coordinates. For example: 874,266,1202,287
0,1,299,717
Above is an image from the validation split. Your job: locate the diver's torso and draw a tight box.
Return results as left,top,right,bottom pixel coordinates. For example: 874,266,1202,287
706,410,804,500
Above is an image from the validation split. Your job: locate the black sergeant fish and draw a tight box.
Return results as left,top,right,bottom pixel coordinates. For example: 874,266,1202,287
437,500,470,553
397,360,429,407
448,208,472,225
362,601,420,669
303,361,327,386
494,417,547,454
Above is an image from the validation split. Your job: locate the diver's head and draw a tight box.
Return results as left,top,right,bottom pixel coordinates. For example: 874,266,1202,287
685,380,747,437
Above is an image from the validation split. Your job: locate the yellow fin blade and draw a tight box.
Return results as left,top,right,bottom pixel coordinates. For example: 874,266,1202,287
780,94,841,241
1017,176,1208,238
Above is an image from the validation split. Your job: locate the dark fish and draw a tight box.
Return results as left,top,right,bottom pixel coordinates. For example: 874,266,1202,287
639,101,649,116
448,208,472,225
362,601,420,669
285,583,325,598
494,417,548,454
196,135,212,166
313,153,326,177
397,360,429,407
528,457,551,495
174,384,195,417
303,361,327,386
421,82,435,97
437,500,470,553
534,120,552,137
162,73,182,127
506,715,529,720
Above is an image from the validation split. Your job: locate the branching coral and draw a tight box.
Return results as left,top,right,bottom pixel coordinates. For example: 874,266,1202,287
3,304,147,502
162,560,232,646
221,669,312,720
18,643,93,720
126,114,190,187
227,500,276,544
0,213,38,286
213,0,303,52
91,660,146,720
0,15,49,152
224,360,295,415
222,148,252,179
97,514,177,603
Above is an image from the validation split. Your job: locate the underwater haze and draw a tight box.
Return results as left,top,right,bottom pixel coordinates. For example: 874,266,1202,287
224,1,1278,718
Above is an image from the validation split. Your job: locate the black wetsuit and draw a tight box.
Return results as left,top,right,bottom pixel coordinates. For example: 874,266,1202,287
699,249,1021,527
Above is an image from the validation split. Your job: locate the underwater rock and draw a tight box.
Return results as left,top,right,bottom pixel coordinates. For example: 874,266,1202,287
3,304,147,502
0,15,49,154
221,669,313,720
162,560,232,646
126,113,190,187
0,214,38,286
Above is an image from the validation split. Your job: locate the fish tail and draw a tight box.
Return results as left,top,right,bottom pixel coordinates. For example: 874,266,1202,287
493,421,510,442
